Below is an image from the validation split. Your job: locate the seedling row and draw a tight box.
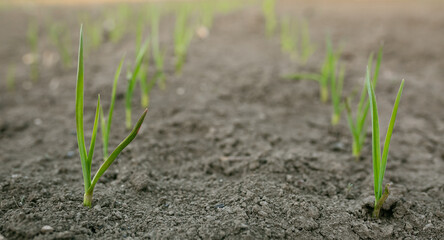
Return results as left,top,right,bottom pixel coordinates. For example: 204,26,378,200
2,0,406,219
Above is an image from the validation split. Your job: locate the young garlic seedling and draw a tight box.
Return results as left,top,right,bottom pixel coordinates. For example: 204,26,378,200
285,39,339,103
108,4,131,43
299,19,315,65
366,66,404,218
345,47,383,158
139,64,158,108
280,17,315,64
138,63,149,107
280,17,298,61
89,21,103,51
126,40,149,130
50,23,72,68
76,26,147,207
135,15,147,53
330,60,345,126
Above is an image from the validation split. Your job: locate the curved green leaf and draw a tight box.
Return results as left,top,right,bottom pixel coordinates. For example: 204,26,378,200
87,108,148,194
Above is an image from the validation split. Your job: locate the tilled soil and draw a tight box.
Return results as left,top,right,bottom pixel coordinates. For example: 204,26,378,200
1,1,444,239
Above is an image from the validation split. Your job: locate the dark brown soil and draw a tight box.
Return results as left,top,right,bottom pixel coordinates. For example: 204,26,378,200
1,1,444,239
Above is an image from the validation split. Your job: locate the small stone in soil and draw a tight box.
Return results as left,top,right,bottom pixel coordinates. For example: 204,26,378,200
66,151,75,158
330,142,345,152
423,223,433,230
258,210,268,217
405,222,413,231
214,203,225,209
41,225,54,233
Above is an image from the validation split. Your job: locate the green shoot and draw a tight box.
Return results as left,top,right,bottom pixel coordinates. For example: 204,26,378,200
79,14,102,52
345,47,383,158
330,62,345,125
50,23,72,68
138,54,158,108
174,6,194,74
138,63,149,107
101,56,125,161
280,17,298,61
153,48,166,90
150,9,166,90
106,4,130,43
126,40,149,130
285,38,338,103
138,63,158,108
89,21,103,50
27,22,39,82
319,39,337,103
262,0,276,37
366,66,404,218
76,26,148,207
299,19,315,64
279,17,315,64
6,65,15,91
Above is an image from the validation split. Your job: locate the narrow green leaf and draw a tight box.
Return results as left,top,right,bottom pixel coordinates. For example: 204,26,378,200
86,95,101,178
344,98,359,141
366,66,382,200
100,106,106,160
103,56,124,159
75,25,91,192
87,108,148,194
357,108,369,147
380,79,404,185
373,45,383,86
126,40,149,129
337,64,345,99
356,52,374,120
300,19,315,64
139,63,149,107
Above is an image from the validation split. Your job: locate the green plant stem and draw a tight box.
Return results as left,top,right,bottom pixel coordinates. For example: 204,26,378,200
345,46,383,159
126,108,132,129
352,140,360,159
331,113,340,126
321,86,328,103
372,184,390,218
299,19,315,64
126,40,149,129
83,192,93,207
101,56,124,160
